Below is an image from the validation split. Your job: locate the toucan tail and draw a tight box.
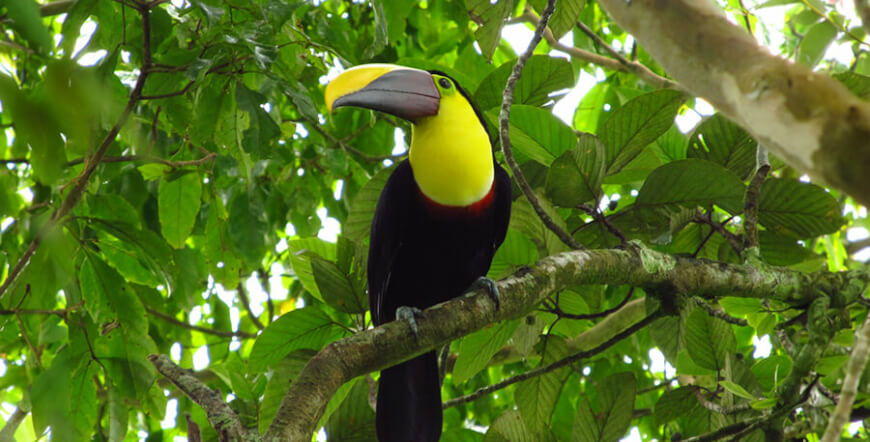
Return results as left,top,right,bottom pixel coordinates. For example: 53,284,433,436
376,351,442,442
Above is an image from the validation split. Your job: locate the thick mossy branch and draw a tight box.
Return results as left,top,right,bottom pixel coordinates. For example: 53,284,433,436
264,246,870,441
598,0,870,206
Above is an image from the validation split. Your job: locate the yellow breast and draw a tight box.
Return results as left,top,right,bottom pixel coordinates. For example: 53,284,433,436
409,88,494,207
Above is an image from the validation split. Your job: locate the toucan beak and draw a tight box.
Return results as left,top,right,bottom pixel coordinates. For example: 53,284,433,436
325,64,440,122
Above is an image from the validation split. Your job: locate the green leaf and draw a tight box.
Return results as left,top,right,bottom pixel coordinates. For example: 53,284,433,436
687,113,757,179
344,167,392,241
158,172,203,249
5,0,52,53
453,319,520,384
833,71,870,98
484,410,540,442
654,386,698,426
758,178,844,238
719,297,763,316
751,355,793,392
311,255,367,314
488,228,539,279
324,377,376,440
573,82,617,134
249,306,346,372
636,159,745,215
750,397,778,410
286,238,337,302
546,134,606,207
227,192,268,266
529,0,586,39
467,0,518,61
516,337,571,434
474,55,574,110
258,350,316,432
572,372,636,442
598,89,684,174
720,380,755,400
88,194,141,229
816,354,849,376
684,308,736,371
797,21,837,67
501,105,577,166
205,207,243,288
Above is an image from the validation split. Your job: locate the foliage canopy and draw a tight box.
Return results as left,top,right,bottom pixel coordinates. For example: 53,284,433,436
0,0,869,441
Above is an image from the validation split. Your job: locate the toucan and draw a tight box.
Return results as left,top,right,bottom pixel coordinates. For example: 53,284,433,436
325,64,512,441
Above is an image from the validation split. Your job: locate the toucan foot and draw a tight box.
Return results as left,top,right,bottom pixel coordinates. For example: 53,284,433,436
466,276,500,310
395,306,424,338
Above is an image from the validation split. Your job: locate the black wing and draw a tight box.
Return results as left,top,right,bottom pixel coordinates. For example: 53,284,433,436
367,160,414,326
491,163,512,252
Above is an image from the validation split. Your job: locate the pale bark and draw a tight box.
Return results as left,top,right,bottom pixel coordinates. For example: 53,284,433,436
598,0,870,207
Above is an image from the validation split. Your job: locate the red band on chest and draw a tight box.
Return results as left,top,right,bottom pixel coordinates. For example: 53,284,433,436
419,180,496,218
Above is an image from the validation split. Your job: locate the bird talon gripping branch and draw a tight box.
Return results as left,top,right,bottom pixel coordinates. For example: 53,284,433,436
327,64,511,442
466,276,500,310
395,305,424,337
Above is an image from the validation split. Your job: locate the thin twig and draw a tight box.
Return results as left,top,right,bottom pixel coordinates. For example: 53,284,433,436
500,0,583,250
145,305,257,339
443,310,660,408
693,212,742,254
579,204,627,244
236,282,265,330
744,145,770,250
683,377,817,442
0,406,28,442
693,297,748,327
542,287,634,320
821,312,870,441
523,11,684,92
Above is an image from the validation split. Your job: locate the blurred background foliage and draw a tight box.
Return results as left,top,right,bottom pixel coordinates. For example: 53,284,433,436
0,0,869,440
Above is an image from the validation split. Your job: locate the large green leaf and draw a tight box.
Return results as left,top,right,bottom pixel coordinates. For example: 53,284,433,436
636,159,745,215
344,167,392,241
797,21,837,67
311,255,367,314
687,113,757,180
751,355,793,392
474,55,575,110
758,178,844,238
249,306,347,372
466,0,516,61
546,134,606,207
5,0,52,53
324,377,377,440
286,237,337,302
654,386,699,426
516,337,571,434
529,0,586,39
158,171,203,249
598,89,685,174
484,410,548,442
573,82,617,134
453,319,520,384
684,308,736,372
499,105,577,166
572,372,636,442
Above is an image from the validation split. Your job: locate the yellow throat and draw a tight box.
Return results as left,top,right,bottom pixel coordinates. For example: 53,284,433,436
409,76,494,207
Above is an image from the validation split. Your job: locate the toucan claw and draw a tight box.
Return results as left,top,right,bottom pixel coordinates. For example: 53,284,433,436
466,276,500,310
396,306,424,338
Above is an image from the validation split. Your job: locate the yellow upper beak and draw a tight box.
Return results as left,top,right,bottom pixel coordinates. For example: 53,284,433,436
325,64,440,121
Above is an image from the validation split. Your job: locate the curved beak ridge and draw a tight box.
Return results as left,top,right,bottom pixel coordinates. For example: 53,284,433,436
325,64,440,122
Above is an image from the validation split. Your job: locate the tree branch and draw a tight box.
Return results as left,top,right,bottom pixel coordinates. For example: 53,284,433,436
443,309,660,409
0,406,28,442
500,0,583,250
821,311,870,441
522,11,684,92
744,145,770,250
258,245,869,440
597,0,870,207
148,355,252,440
145,305,257,339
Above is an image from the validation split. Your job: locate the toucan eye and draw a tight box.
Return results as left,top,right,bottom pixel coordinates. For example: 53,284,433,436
438,78,452,89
